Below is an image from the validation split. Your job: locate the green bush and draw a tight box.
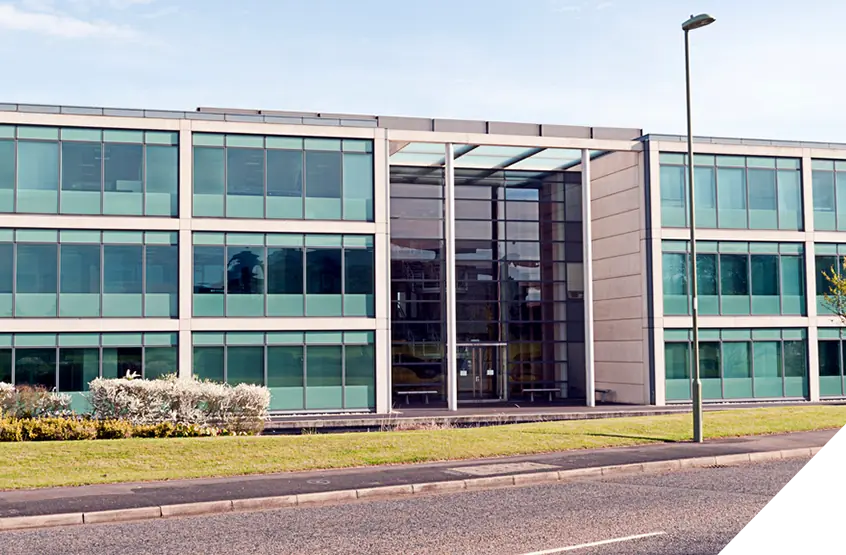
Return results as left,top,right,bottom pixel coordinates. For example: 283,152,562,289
19,418,97,441
95,419,135,440
0,418,23,442
0,417,235,442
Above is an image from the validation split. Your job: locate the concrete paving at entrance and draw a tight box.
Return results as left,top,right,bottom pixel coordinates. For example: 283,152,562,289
265,400,846,432
0,429,833,528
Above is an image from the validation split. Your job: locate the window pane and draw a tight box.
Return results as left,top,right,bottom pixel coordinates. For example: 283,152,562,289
227,346,264,385
102,347,142,380
0,140,14,212
694,165,717,227
103,245,142,293
662,252,687,315
819,341,841,377
697,253,718,295
664,343,689,379
103,143,143,215
145,245,178,317
17,141,59,213
58,347,100,391
267,247,303,294
193,147,224,216
226,148,264,218
144,347,177,380
748,168,777,229
783,341,807,378
345,343,375,408
193,246,224,316
193,346,224,382
0,243,13,317
722,342,751,378
61,142,102,215
306,151,342,219
699,342,720,379
345,247,374,294
816,256,837,297
16,244,57,293
0,349,11,384
753,341,781,377
146,145,178,216
717,167,747,228
660,164,686,227
306,248,342,294
226,246,265,294
777,170,802,230
720,254,749,295
15,348,56,389
750,255,779,315
60,244,100,293
306,346,342,386
343,153,373,220
267,346,304,388
267,149,303,198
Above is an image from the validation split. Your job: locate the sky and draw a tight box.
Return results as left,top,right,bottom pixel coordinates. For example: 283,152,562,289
0,0,842,142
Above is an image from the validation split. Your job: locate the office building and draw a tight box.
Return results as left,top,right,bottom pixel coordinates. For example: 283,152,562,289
0,102,842,412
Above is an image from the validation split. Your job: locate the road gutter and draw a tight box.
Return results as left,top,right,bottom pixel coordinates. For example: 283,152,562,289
0,446,819,532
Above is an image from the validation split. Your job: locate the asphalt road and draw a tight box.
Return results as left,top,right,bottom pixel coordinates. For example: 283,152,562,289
1,458,807,555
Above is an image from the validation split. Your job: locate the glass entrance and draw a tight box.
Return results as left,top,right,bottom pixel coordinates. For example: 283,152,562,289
457,343,506,401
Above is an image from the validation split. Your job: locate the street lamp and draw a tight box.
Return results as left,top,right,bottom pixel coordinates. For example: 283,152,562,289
682,13,715,444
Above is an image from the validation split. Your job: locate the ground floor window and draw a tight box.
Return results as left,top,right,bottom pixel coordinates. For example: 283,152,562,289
664,328,807,401
818,328,846,397
192,331,375,411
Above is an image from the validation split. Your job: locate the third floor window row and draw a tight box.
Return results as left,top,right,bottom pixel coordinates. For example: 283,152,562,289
659,154,846,231
0,126,375,222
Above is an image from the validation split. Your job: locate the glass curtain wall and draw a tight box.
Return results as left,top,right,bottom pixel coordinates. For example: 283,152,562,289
389,161,583,404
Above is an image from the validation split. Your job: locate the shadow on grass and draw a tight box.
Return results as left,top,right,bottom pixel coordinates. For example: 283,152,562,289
583,432,679,443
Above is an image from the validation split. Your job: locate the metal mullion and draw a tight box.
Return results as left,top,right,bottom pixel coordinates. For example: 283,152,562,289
301,149,306,221
302,340,308,410
719,339,725,400
12,132,18,213
57,137,63,214
141,143,147,216
263,342,268,389
263,147,268,219
55,238,61,318
99,140,105,215
141,240,147,317
750,339,756,398
99,238,105,318
263,243,268,317
777,253,784,315
302,240,308,316
340,150,345,221
11,240,16,318
840,333,845,396
222,238,228,317
141,338,146,380
223,143,228,218
744,162,751,229
781,338,787,398
775,166,781,230
9,342,13,386
222,339,228,384
340,241,346,316
341,342,346,410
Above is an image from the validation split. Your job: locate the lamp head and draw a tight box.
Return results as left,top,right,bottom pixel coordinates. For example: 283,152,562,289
682,13,715,32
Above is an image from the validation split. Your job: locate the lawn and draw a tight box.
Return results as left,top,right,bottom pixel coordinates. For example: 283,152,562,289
2,406,844,490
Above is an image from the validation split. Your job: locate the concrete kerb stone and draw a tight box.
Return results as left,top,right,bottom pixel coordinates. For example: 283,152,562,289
83,506,162,525
0,448,818,533
160,500,233,518
296,489,358,505
356,485,414,499
0,512,83,531
231,495,297,512
714,453,752,466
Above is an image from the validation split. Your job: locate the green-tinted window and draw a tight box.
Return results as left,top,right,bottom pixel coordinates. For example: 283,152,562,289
193,346,224,382
226,346,264,385
344,343,375,408
16,243,58,317
15,348,56,389
814,169,837,230
662,252,687,315
717,167,747,228
722,342,751,378
306,345,343,409
747,169,777,229
193,147,225,217
0,140,14,212
660,164,686,227
305,151,342,219
699,342,720,379
0,349,11,383
783,341,807,378
17,141,59,213
144,347,177,380
819,341,841,377
750,255,779,314
58,348,100,391
146,145,178,216
665,343,689,380
343,153,373,221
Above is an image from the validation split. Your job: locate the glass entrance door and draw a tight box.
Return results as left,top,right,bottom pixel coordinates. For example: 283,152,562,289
457,344,506,401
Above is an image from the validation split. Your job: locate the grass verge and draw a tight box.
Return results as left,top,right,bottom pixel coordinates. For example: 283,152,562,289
1,406,843,490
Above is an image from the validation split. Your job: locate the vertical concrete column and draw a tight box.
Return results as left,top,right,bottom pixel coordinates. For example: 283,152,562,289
802,150,819,401
178,120,193,379
444,143,458,411
373,129,392,413
647,143,666,406
581,149,595,407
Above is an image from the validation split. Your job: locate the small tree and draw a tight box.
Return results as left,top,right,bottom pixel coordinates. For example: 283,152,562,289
821,258,846,324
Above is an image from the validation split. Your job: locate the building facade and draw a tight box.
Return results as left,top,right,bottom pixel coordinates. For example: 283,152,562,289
0,102,843,412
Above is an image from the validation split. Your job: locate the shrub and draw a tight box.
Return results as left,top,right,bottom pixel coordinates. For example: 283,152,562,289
95,419,135,440
0,418,23,442
0,383,72,419
88,376,269,434
19,417,97,441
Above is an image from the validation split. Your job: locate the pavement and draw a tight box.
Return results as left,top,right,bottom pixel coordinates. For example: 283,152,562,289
0,457,809,554
265,400,846,432
0,428,833,528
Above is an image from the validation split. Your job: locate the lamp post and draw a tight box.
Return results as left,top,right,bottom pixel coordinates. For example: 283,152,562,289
682,13,715,444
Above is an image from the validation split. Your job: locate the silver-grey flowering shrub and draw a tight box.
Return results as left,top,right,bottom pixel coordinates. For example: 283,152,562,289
0,382,72,419
87,376,269,434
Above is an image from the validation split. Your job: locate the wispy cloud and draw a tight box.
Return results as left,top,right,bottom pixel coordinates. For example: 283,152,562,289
0,2,139,39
